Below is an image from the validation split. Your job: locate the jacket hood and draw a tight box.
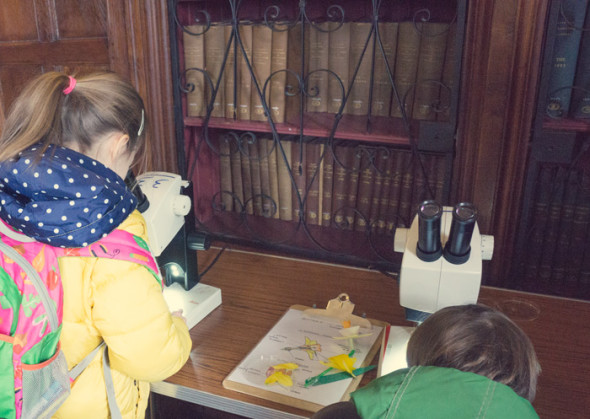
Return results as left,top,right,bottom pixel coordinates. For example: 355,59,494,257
0,144,137,247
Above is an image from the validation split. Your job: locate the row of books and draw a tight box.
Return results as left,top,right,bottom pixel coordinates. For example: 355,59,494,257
544,0,590,119
217,138,447,234
183,20,457,123
523,164,590,298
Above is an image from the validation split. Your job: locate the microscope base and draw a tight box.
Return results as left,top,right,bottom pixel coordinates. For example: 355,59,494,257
163,282,222,330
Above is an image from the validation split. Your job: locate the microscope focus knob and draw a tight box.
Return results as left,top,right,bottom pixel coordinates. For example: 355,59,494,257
173,195,191,216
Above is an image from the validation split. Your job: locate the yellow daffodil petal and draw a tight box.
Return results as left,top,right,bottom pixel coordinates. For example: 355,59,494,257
320,353,357,376
265,371,294,387
271,362,299,370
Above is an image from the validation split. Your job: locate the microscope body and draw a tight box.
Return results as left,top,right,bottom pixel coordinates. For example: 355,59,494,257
394,203,494,318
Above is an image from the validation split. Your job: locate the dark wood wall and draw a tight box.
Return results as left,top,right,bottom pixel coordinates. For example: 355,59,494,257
0,0,551,288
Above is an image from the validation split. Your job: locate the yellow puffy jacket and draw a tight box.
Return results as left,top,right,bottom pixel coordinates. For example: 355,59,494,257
53,210,192,418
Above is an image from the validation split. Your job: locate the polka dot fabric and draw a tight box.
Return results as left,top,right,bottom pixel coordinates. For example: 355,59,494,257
0,144,137,247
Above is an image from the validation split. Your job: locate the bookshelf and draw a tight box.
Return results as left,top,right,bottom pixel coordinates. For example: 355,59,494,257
512,0,590,299
167,0,465,271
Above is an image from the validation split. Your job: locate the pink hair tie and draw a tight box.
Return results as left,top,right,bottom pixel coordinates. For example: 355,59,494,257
63,76,77,95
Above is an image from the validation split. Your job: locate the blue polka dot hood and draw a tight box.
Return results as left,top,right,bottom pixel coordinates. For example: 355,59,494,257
0,144,137,247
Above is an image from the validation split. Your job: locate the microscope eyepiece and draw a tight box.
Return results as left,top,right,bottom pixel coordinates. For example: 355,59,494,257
416,200,443,262
443,202,477,264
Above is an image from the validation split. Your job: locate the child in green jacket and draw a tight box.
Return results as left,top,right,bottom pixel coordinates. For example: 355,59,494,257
312,304,541,418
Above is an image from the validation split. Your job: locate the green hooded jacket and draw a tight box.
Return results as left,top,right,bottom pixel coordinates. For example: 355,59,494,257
350,366,539,419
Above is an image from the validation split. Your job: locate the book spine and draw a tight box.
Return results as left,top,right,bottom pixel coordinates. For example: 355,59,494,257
545,0,588,118
346,147,362,228
251,24,273,122
412,22,449,121
391,21,421,118
347,22,374,116
204,23,226,118
285,22,305,125
240,141,254,215
570,5,590,118
332,144,350,228
385,151,407,233
438,23,457,122
224,24,237,119
266,138,281,219
230,144,244,213
397,152,414,227
270,24,289,123
368,150,390,233
321,145,335,227
572,171,590,297
376,151,394,234
257,138,273,218
237,23,253,121
305,141,322,225
218,137,234,212
183,25,205,117
249,138,263,215
355,151,374,232
327,21,351,114
292,141,307,221
276,139,293,221
306,22,330,113
371,22,398,117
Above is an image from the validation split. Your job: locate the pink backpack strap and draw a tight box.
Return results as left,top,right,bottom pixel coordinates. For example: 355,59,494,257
63,230,162,288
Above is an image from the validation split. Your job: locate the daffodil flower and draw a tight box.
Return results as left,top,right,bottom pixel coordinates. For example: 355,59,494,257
265,363,299,387
320,353,357,376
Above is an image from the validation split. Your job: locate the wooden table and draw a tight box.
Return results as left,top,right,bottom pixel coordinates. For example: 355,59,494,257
150,248,590,419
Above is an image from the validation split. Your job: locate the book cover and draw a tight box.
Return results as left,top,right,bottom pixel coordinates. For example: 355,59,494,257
346,147,362,229
385,151,407,234
368,150,390,233
332,144,351,229
545,0,588,118
249,138,263,216
285,22,305,125
376,151,394,234
251,24,273,122
258,138,274,218
371,22,399,117
277,139,293,221
183,25,205,117
266,138,281,219
355,151,374,232
204,23,226,118
240,140,254,215
390,21,421,119
292,141,307,222
412,22,449,121
237,23,253,121
218,137,234,212
327,21,351,114
570,5,590,118
229,144,244,213
321,145,335,227
347,22,374,116
224,24,237,119
270,23,289,123
305,141,322,225
306,22,330,113
438,22,457,122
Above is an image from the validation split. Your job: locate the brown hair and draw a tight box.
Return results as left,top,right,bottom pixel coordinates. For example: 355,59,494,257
0,71,147,168
406,304,541,402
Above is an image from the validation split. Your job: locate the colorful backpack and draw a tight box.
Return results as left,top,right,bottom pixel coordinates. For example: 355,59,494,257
0,228,160,419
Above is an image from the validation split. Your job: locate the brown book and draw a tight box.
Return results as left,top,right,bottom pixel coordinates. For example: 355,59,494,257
346,146,362,228
321,145,335,227
237,23,253,120
266,138,281,219
229,144,244,213
240,140,254,215
257,138,273,218
432,154,447,203
251,24,273,122
438,22,457,122
331,144,350,228
270,23,289,123
566,170,590,289
224,24,237,119
372,22,399,117
285,22,305,124
183,25,205,117
368,150,390,233
218,137,234,212
398,156,415,226
204,23,226,118
276,139,293,220
412,22,449,121
328,22,351,114
409,155,430,213
387,150,410,231
292,141,307,221
306,22,330,113
305,141,322,225
376,150,394,234
355,151,374,232
391,21,421,118
347,22,374,116
249,138,263,216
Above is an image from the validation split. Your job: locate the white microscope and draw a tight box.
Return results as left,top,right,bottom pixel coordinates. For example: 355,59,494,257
133,171,222,330
394,201,494,322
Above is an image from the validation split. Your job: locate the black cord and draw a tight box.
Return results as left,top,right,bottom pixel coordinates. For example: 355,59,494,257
199,246,228,279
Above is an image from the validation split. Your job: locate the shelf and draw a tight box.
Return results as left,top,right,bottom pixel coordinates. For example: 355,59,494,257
542,116,590,133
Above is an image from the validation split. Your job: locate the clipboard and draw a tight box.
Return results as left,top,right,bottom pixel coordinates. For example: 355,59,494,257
222,294,388,413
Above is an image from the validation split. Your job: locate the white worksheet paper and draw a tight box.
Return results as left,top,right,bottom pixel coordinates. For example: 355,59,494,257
224,308,382,406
